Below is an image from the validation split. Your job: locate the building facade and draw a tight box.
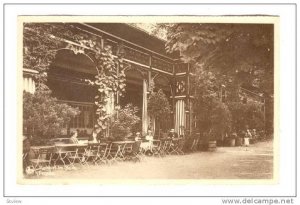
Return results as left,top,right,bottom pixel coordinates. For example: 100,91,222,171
23,23,195,136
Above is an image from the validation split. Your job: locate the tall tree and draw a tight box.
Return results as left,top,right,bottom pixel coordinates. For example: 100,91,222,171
159,23,274,134
157,23,274,96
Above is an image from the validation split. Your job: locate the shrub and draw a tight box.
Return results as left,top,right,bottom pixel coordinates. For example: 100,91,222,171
23,90,80,144
148,89,171,134
110,104,141,141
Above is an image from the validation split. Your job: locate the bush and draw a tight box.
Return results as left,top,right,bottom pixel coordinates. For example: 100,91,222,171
148,89,171,133
210,100,232,140
110,104,141,141
23,90,80,143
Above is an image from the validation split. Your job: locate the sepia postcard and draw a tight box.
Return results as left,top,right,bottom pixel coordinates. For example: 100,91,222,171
17,15,279,186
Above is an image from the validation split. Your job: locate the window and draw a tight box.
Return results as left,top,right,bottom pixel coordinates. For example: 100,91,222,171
70,103,95,129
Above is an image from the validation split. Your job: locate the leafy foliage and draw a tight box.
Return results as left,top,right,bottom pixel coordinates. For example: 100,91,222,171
210,100,232,140
23,90,80,141
195,96,232,140
23,23,84,91
86,45,126,134
159,23,273,134
193,64,232,140
23,23,126,135
148,89,171,128
227,101,264,133
110,104,141,141
163,23,273,94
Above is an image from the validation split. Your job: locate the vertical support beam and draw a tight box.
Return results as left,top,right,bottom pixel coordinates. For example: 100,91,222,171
23,69,38,94
142,79,148,135
175,99,185,135
172,64,176,128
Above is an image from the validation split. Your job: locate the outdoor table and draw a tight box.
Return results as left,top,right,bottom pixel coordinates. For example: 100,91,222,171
30,146,56,159
31,145,55,151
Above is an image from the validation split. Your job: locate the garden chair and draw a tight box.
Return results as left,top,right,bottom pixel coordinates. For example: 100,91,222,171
85,144,100,165
152,140,164,157
124,141,141,162
190,136,199,152
106,142,121,164
177,138,185,155
162,138,172,155
158,138,169,157
95,143,110,165
29,147,55,176
67,145,88,168
168,138,180,155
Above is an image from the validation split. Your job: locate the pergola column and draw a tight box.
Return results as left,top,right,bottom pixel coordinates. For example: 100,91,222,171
175,99,186,135
23,68,38,94
142,79,148,135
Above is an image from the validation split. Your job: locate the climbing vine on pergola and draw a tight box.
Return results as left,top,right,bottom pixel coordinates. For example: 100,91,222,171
23,23,126,134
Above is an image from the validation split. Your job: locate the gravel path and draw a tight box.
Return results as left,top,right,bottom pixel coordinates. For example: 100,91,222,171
32,140,273,180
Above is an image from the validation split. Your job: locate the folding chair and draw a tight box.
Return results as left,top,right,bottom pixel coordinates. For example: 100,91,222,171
29,147,54,176
190,136,199,152
92,143,110,165
124,141,141,162
177,138,185,155
106,142,120,164
85,144,100,165
168,138,180,155
152,140,163,157
52,143,74,169
68,145,88,168
162,138,172,155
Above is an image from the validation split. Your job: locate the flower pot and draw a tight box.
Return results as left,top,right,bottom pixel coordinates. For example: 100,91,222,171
235,137,243,146
227,138,236,147
208,140,217,151
244,137,250,146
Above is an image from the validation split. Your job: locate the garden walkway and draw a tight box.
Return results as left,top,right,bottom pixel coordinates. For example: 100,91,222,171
31,140,273,180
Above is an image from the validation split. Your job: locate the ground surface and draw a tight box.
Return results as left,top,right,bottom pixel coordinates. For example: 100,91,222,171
34,140,273,180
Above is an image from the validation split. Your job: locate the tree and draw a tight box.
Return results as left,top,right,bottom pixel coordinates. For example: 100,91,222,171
148,89,171,136
23,90,80,144
163,23,274,96
158,23,273,133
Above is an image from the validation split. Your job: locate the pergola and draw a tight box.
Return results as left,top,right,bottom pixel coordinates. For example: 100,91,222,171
23,23,196,136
